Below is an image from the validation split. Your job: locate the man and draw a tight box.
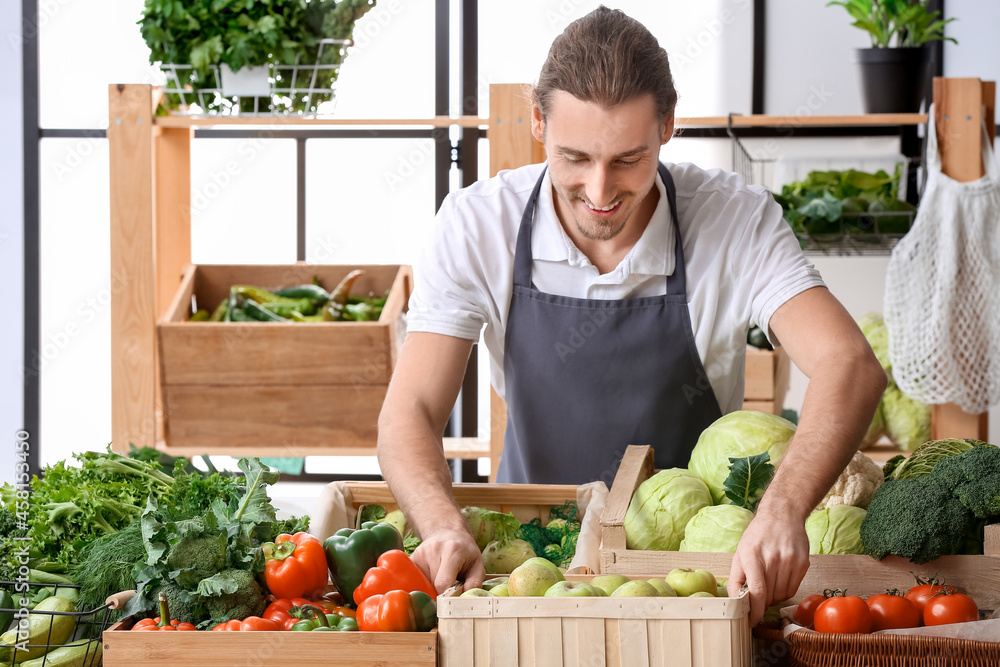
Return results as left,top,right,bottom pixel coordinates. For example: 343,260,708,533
377,6,885,625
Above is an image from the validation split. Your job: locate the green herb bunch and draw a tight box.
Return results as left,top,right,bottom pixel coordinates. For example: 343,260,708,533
827,0,957,48
140,0,377,114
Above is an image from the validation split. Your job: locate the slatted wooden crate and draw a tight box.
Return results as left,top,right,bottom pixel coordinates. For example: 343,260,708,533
601,445,1000,608
437,577,751,667
157,263,409,454
103,616,436,666
742,345,789,415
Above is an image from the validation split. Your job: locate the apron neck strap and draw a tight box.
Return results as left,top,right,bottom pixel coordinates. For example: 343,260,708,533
513,162,687,295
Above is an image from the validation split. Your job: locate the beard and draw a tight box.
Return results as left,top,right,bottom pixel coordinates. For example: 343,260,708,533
555,186,643,241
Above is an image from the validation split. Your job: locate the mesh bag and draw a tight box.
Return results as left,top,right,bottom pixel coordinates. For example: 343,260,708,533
884,105,1000,413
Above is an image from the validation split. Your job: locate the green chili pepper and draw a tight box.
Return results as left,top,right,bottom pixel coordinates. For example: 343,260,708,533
322,270,364,321
323,521,403,607
209,299,229,322
243,300,290,322
189,309,210,321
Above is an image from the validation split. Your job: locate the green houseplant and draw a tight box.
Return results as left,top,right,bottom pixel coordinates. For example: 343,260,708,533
827,0,957,113
140,0,376,115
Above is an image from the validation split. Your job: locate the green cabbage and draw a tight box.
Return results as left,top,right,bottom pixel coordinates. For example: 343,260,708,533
804,505,867,554
678,505,754,553
858,312,891,373
861,402,885,449
892,438,992,479
688,411,797,504
882,382,930,452
624,468,712,551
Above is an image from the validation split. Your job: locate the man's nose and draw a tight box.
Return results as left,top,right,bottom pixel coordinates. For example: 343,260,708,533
586,167,615,207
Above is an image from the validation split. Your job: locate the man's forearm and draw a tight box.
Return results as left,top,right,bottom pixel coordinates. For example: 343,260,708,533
756,347,887,523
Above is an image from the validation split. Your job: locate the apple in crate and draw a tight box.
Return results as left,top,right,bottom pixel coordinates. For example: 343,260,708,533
508,561,560,596
590,574,631,597
521,557,565,582
666,568,717,597
646,578,677,597
460,588,494,598
610,580,661,597
544,581,606,597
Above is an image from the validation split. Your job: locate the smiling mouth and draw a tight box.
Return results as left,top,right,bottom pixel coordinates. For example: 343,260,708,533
585,199,621,215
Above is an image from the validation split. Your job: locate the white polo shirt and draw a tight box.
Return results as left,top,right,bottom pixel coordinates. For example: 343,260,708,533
407,161,825,413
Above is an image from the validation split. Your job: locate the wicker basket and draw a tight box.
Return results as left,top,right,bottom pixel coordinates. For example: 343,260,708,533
784,628,1000,666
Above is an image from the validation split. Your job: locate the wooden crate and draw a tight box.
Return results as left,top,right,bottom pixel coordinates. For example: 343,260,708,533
437,576,751,667
742,345,789,415
103,616,436,666
311,481,604,572
156,263,410,453
600,445,1000,608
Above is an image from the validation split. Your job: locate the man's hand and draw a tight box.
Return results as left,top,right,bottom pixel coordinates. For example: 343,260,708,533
727,513,810,626
411,529,486,594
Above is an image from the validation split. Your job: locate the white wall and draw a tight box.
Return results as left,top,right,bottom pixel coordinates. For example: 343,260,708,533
1,1,24,485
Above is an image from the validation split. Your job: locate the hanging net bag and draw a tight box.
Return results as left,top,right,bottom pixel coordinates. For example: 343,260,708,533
883,105,1000,414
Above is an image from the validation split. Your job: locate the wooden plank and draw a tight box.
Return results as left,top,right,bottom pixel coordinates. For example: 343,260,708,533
343,481,577,507
489,387,506,482
601,549,1000,609
442,436,491,459
617,619,651,667
741,400,776,414
935,77,985,182
575,617,606,666
931,403,989,440
743,346,776,400
162,383,387,450
560,618,581,667
693,619,740,667
532,618,563,665
489,83,543,177
987,523,1000,557
102,629,436,666
154,114,487,128
488,617,518,667
490,595,747,620
660,619,693,666
153,127,192,318
438,618,474,667
474,618,491,666
517,618,535,667
984,81,996,145
601,446,655,552
109,83,156,452
605,619,622,667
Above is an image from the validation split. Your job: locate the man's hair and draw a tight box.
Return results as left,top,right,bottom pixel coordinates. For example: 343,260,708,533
532,6,677,121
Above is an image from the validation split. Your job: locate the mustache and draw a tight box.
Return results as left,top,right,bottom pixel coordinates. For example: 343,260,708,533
572,191,635,207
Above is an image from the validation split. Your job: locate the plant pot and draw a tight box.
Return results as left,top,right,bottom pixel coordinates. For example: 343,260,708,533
856,47,929,113
219,64,270,97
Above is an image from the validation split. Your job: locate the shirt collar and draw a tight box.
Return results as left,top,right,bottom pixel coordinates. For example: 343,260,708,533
531,167,675,277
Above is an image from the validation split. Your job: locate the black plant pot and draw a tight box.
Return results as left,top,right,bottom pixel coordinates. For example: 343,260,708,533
856,47,929,113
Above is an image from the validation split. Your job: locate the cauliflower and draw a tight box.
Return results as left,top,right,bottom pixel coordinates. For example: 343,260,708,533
817,450,884,510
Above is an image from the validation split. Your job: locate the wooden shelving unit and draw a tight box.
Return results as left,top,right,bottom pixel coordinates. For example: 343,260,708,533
107,81,989,463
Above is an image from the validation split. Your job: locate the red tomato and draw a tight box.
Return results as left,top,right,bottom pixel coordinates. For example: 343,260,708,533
814,595,872,634
923,593,979,626
905,583,957,620
794,594,827,628
866,593,920,631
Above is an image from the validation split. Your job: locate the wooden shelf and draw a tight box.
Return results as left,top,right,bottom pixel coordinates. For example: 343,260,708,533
676,113,927,128
152,114,486,128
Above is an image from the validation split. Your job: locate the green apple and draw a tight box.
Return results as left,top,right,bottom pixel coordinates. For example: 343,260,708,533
666,568,717,597
521,557,565,582
589,574,631,597
507,561,560,597
544,581,605,597
645,578,677,597
689,591,716,598
490,582,510,597
610,580,660,597
716,577,729,598
482,576,509,591
460,588,493,598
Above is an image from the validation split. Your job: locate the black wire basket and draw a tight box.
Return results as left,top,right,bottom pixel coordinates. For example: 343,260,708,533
726,117,922,257
0,581,113,666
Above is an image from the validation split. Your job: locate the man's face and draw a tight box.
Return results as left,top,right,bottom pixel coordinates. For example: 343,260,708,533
532,91,673,242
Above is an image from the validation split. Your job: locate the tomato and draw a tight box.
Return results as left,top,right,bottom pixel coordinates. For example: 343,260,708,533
794,594,827,628
905,583,957,619
814,595,872,634
866,593,920,631
923,593,979,626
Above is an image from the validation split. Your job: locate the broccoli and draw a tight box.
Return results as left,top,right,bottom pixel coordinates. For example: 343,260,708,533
859,477,979,564
929,445,1000,519
156,580,203,625
166,534,227,588
202,569,267,625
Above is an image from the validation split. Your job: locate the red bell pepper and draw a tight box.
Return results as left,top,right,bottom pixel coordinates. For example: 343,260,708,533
357,591,437,632
261,532,329,600
261,597,357,630
353,550,437,606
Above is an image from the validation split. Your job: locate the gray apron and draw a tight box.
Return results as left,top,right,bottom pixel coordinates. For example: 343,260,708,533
497,163,723,485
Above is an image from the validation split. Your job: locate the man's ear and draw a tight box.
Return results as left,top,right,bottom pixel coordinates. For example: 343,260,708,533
661,115,675,145
531,104,545,144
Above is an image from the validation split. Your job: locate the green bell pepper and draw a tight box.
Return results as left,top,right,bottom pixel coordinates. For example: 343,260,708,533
323,521,403,607
290,605,358,632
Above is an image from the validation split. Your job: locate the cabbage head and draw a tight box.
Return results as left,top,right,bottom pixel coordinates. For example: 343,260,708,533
624,468,712,551
678,505,754,553
882,382,930,452
804,505,866,555
688,411,797,504
860,402,885,450
857,312,891,373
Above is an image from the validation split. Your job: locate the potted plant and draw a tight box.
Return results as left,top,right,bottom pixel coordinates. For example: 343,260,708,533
827,0,957,113
139,0,377,115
